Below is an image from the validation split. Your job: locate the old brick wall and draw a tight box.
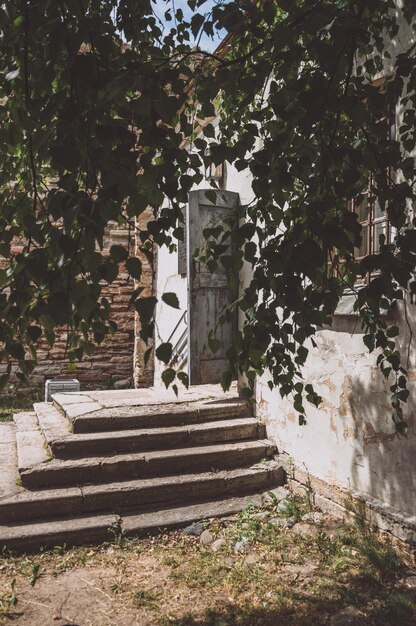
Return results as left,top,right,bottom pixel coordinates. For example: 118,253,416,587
3,211,154,389
133,209,155,388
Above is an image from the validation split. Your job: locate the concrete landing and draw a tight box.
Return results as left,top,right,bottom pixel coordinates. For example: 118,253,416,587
52,383,239,421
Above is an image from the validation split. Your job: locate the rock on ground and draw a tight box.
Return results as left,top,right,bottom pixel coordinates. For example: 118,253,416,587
199,530,214,546
329,606,366,626
183,522,206,537
234,539,250,553
210,538,226,552
269,516,297,529
292,522,320,538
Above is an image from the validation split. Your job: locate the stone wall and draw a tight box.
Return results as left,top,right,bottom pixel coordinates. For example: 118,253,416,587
4,211,154,389
134,209,155,388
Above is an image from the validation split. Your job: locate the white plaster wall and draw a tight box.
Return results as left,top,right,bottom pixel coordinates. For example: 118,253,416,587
154,242,187,386
256,304,416,516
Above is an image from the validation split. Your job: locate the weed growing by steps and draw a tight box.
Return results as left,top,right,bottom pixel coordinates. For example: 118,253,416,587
107,517,124,548
225,504,263,543
28,563,41,588
0,579,21,623
266,487,313,521
0,579,17,611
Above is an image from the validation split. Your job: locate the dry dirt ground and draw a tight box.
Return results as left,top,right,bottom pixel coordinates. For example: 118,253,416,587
0,492,415,626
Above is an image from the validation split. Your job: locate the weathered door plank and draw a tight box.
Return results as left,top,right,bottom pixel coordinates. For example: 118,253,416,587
188,189,239,385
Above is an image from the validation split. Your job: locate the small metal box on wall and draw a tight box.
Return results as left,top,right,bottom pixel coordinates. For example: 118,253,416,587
45,378,80,402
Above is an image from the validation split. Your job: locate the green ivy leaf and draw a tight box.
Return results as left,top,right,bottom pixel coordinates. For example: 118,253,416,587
221,368,233,391
208,336,222,354
126,258,142,280
191,13,205,37
156,342,173,365
110,245,128,262
161,367,176,388
177,371,189,388
134,297,157,323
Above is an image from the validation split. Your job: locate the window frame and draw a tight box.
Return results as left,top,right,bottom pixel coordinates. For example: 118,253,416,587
350,97,397,284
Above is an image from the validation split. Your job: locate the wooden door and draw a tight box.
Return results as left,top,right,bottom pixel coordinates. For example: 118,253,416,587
188,189,240,385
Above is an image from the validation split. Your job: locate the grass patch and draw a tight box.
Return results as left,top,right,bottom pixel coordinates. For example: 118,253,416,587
0,385,44,422
132,588,159,608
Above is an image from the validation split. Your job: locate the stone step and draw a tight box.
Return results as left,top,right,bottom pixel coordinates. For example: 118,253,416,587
34,402,72,446
0,461,284,524
13,412,50,473
0,488,282,553
62,398,251,434
19,439,276,489
49,418,265,459
0,423,22,501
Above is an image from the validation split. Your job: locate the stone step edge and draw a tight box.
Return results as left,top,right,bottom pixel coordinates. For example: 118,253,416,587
0,462,285,523
52,393,248,422
22,439,276,473
34,401,254,448
49,418,265,458
68,399,251,433
19,439,276,489
13,412,51,473
32,401,263,463
34,403,73,445
0,488,283,554
0,423,22,502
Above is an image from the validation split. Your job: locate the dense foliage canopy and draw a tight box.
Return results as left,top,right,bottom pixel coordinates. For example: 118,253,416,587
0,1,415,430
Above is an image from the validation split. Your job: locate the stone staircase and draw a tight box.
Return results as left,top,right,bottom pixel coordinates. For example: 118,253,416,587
0,386,285,552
